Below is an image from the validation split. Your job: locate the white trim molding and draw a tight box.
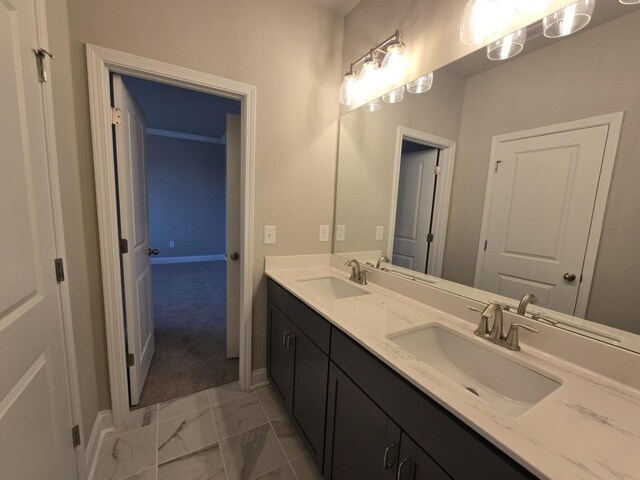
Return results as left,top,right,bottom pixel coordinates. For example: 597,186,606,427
150,254,226,265
85,411,114,480
251,368,269,388
473,112,624,318
145,127,226,144
387,127,457,278
86,44,256,429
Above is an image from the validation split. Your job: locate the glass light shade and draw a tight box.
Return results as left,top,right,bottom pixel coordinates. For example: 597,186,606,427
516,0,552,15
339,73,358,106
359,58,381,97
406,72,434,94
382,43,407,82
487,27,527,60
543,0,595,38
382,85,405,104
460,0,501,45
362,97,382,112
619,0,640,4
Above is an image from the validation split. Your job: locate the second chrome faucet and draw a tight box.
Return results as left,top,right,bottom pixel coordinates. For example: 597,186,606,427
471,302,539,351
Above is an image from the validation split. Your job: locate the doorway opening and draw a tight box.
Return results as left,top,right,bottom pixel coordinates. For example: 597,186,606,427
113,75,242,408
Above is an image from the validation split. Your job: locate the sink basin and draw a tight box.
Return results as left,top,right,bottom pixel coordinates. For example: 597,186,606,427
296,276,369,300
388,325,561,416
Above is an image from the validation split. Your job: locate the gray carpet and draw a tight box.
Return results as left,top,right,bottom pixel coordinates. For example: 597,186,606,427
136,261,238,407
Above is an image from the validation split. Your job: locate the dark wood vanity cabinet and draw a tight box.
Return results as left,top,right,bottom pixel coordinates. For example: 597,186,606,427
266,279,538,480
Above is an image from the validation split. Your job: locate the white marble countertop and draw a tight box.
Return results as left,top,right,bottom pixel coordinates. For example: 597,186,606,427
265,262,640,480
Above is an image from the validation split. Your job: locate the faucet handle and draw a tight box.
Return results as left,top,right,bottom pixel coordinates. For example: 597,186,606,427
505,323,540,351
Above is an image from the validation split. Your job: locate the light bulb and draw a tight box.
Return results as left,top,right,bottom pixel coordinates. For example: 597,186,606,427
460,0,501,45
339,73,358,106
359,57,381,98
382,85,405,104
406,72,433,94
382,43,407,83
362,97,382,112
516,0,552,15
487,27,527,60
543,0,595,38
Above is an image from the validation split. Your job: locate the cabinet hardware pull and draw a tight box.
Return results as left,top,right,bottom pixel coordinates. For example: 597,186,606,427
282,331,290,347
396,458,409,480
286,334,296,351
383,443,396,469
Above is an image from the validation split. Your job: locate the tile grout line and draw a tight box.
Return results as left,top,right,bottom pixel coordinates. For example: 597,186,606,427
209,391,230,480
213,392,272,442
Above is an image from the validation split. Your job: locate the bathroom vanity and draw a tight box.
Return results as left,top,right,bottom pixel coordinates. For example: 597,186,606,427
265,255,640,480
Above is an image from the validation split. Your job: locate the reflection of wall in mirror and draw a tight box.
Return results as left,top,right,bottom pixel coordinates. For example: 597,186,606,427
444,11,640,333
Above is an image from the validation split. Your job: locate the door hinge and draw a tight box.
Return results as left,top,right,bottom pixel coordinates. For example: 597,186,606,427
484,240,488,251
127,353,135,367
111,107,122,125
71,425,81,448
426,233,434,243
494,160,503,173
433,165,442,175
35,48,54,83
120,238,129,254
54,258,65,283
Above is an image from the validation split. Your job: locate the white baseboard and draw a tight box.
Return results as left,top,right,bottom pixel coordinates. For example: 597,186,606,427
151,254,226,265
251,368,268,388
85,410,114,480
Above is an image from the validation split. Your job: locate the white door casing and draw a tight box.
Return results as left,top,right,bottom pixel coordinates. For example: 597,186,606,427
392,150,438,272
226,114,241,358
476,124,613,316
0,0,80,478
112,75,155,406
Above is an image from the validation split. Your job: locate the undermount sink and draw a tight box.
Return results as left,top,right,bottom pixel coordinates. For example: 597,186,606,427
388,325,561,416
297,276,369,300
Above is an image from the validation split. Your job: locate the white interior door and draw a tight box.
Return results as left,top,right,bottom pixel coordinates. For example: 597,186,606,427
112,75,154,405
0,0,79,478
392,150,438,272
477,125,609,315
226,114,241,358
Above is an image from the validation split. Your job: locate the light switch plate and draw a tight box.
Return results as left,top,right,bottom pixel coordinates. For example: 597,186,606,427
376,226,384,241
264,225,276,244
319,225,330,242
336,225,346,241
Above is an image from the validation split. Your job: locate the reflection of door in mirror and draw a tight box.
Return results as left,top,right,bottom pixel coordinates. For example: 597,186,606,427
392,145,439,274
475,123,610,317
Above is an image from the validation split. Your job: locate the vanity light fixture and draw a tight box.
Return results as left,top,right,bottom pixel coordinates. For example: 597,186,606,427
460,0,501,45
339,31,407,106
362,97,383,112
382,85,405,104
406,72,434,94
543,0,595,38
487,26,527,60
516,0,553,15
619,0,640,4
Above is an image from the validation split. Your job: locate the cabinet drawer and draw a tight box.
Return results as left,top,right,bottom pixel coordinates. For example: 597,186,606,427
331,329,537,480
268,279,331,353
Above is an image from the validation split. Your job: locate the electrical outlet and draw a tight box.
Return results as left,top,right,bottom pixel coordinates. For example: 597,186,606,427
376,226,384,241
169,241,175,248
336,225,346,241
264,225,276,245
319,225,329,242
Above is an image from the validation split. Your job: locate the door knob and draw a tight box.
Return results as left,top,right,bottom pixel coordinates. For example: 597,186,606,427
229,252,239,261
563,272,576,282
147,248,159,256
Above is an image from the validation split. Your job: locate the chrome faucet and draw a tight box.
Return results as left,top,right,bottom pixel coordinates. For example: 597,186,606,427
470,302,539,351
517,293,538,316
345,259,368,285
375,256,391,269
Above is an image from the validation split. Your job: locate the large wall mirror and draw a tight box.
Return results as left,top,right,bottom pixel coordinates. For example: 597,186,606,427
333,3,640,353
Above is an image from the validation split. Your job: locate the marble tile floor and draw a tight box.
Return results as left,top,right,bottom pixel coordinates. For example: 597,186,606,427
93,381,322,480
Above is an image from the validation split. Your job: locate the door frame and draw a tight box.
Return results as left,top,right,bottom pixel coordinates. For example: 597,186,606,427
473,112,624,318
387,126,457,277
86,44,256,428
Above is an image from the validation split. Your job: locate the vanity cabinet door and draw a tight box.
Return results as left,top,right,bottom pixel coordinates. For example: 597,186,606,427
267,302,294,411
291,324,329,471
397,433,452,480
324,363,401,480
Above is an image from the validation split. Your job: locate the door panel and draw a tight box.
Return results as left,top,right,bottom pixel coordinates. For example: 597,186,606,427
397,433,451,480
0,0,78,477
226,114,241,358
112,74,154,405
393,150,438,273
479,126,609,315
267,304,294,411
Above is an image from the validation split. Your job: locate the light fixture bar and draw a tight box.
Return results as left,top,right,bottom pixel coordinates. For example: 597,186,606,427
343,30,402,75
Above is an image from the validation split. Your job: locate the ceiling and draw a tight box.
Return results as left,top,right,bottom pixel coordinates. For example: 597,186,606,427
122,76,241,139
308,0,362,15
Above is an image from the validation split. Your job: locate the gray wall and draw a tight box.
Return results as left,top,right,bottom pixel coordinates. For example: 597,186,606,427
444,11,640,333
147,136,226,258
